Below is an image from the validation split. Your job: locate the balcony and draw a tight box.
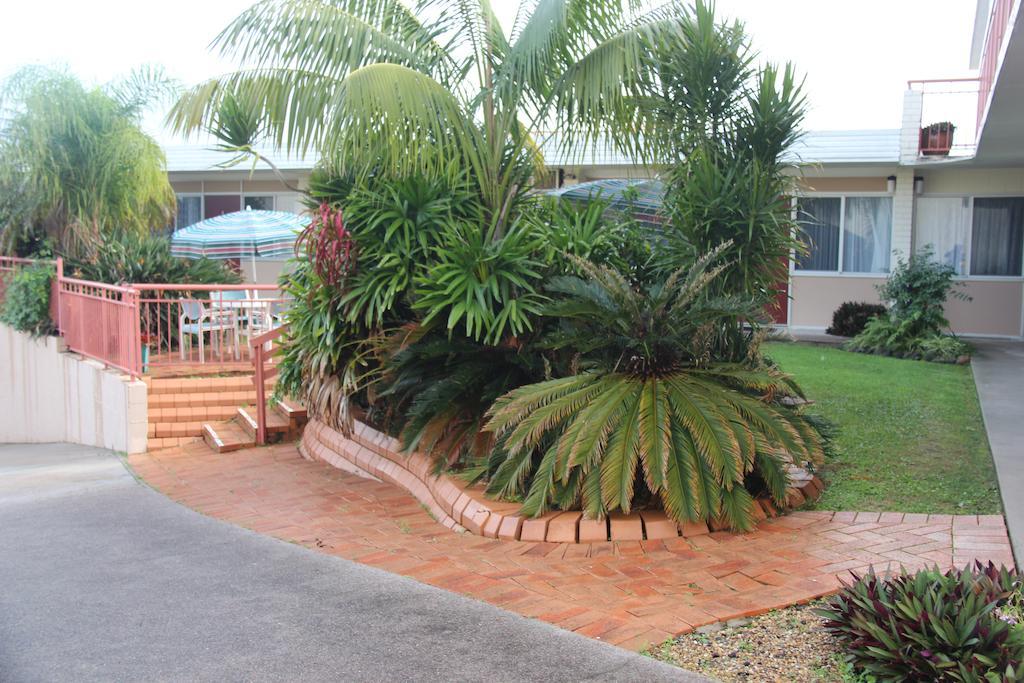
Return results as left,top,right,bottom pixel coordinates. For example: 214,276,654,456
907,78,982,159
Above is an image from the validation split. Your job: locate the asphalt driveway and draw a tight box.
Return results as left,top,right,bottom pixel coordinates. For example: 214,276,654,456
0,443,702,682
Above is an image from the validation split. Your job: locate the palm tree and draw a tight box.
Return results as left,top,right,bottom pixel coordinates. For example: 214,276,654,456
0,66,178,258
168,0,690,236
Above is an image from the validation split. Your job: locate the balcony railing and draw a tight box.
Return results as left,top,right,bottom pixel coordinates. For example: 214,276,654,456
907,78,982,158
978,0,1015,128
1,256,289,378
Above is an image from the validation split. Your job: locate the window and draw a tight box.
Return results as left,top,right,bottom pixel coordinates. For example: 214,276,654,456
175,195,201,230
243,195,274,211
914,197,970,274
796,196,893,273
914,196,1024,277
971,198,1024,276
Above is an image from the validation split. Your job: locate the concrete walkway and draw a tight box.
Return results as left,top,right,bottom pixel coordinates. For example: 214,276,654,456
0,443,700,682
971,340,1024,563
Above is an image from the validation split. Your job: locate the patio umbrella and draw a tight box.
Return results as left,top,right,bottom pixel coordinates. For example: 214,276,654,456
170,209,308,261
547,179,666,226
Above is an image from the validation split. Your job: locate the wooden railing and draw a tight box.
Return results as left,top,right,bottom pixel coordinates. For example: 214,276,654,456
251,323,288,445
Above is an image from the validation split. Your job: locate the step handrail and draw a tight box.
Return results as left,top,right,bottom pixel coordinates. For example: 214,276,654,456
250,323,289,445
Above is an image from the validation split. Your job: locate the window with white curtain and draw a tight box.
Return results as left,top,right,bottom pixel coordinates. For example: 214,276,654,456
795,196,893,273
175,195,202,230
914,197,970,274
913,196,1024,277
243,195,274,211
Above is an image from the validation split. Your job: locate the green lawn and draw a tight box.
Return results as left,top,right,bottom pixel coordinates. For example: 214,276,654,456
766,342,1002,514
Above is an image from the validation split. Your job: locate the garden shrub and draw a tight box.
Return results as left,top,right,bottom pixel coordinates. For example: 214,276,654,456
0,263,55,336
65,231,238,286
817,562,1024,682
827,301,887,338
847,248,970,362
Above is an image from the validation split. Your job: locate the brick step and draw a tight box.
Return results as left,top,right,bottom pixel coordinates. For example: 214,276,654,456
275,397,307,422
149,405,254,426
149,390,264,411
202,421,255,453
147,375,275,396
237,406,291,441
147,436,201,451
149,421,206,439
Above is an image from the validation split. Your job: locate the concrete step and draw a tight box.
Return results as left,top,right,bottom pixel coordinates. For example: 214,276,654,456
202,421,255,453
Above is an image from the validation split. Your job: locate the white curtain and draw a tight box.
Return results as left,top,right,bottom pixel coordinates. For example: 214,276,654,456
843,197,893,273
914,197,970,275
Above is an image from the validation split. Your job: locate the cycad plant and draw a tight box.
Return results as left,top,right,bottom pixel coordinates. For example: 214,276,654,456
484,247,823,530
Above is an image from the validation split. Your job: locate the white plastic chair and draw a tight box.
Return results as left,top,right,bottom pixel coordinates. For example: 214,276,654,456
178,300,239,362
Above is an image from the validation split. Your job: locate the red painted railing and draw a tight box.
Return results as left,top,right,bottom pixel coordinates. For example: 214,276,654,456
251,323,288,445
134,284,288,371
56,273,141,377
978,0,1015,128
2,255,291,379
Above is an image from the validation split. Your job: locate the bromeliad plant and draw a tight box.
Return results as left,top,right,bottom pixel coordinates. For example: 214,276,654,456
817,562,1024,682
483,246,824,530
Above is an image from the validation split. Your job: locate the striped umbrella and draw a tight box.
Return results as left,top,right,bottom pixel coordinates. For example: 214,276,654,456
170,210,308,260
547,179,667,226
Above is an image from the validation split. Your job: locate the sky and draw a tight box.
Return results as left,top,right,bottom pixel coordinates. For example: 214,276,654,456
0,0,980,143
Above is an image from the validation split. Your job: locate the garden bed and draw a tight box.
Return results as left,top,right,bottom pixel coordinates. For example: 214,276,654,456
766,342,1001,514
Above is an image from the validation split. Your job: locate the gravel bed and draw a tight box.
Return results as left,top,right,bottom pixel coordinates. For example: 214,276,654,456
646,602,857,682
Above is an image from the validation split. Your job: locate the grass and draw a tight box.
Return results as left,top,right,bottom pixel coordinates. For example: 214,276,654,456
766,341,1001,515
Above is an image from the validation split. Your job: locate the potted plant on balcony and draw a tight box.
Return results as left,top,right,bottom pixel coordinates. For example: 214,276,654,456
920,121,956,156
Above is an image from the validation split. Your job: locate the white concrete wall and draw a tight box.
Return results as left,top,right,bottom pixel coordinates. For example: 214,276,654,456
0,325,147,453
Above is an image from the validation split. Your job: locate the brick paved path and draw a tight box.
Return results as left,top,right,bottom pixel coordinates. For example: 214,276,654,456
128,441,1015,652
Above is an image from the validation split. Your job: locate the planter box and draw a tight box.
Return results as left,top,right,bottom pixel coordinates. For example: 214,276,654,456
920,123,956,156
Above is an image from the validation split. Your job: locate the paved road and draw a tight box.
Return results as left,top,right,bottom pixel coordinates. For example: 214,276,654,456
0,443,703,682
972,340,1024,564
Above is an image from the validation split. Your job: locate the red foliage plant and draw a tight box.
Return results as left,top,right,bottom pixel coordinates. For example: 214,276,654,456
296,203,356,286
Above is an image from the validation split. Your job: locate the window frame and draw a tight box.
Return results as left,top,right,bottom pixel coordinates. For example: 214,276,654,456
791,191,895,278
915,193,1024,282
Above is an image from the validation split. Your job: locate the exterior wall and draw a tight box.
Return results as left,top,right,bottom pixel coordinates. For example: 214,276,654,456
917,167,1024,194
789,275,1023,337
240,258,292,287
789,276,885,329
946,280,1024,337
797,177,890,192
0,325,148,453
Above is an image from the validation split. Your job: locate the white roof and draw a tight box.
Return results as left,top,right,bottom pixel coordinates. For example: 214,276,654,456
163,128,900,172
784,129,900,164
163,144,317,173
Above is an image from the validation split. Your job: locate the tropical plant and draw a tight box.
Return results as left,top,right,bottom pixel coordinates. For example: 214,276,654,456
65,232,239,286
817,562,1024,682
635,2,806,356
168,0,695,238
0,263,55,336
0,66,178,258
377,326,545,469
275,257,371,431
482,247,824,530
827,301,888,338
847,247,970,362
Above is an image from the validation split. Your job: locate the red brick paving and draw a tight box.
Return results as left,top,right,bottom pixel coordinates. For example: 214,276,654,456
128,440,1016,652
